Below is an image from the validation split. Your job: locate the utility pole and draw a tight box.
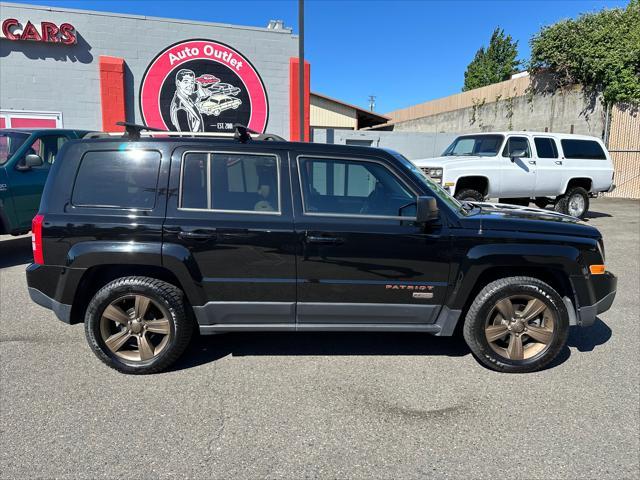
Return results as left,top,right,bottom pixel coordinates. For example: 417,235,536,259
368,95,376,112
298,0,305,141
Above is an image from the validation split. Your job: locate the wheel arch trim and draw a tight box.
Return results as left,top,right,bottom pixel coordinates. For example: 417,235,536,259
447,243,583,311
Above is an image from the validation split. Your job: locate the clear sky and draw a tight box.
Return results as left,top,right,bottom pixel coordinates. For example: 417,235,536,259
9,0,629,113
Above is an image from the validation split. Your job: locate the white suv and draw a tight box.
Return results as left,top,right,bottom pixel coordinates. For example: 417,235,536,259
413,132,615,218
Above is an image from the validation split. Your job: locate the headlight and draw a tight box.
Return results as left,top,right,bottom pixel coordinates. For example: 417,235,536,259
420,167,443,178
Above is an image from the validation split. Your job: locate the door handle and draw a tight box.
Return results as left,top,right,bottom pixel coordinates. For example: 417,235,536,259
178,230,217,241
555,160,563,165
528,160,537,165
305,235,344,245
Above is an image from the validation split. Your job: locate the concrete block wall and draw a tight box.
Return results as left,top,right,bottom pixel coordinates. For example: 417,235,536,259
0,2,297,137
391,88,607,138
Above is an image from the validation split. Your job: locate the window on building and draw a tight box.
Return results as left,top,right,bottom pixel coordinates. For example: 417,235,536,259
534,137,559,159
561,139,607,160
72,150,161,209
299,157,414,217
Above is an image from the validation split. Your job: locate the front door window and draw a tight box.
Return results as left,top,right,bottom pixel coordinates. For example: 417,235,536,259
298,156,415,218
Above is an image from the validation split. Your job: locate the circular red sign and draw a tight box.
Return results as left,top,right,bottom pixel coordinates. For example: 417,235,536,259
140,39,268,133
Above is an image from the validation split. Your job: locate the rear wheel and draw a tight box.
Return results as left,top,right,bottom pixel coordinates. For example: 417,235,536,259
463,276,569,373
555,186,589,219
455,188,484,202
85,276,193,374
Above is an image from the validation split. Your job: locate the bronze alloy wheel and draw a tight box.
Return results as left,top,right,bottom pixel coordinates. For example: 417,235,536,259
484,294,556,361
99,294,172,362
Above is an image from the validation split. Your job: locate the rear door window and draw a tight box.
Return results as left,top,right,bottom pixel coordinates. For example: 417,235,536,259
534,137,559,158
560,139,607,160
72,150,161,209
179,152,280,214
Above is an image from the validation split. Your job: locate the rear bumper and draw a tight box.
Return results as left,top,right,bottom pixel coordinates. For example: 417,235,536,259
28,287,72,324
26,263,84,324
570,271,617,327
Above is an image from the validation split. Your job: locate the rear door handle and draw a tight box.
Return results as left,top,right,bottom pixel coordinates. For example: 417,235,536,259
178,230,217,241
305,235,344,245
555,160,563,165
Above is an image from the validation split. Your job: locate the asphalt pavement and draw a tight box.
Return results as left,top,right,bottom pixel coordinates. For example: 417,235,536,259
1,198,638,479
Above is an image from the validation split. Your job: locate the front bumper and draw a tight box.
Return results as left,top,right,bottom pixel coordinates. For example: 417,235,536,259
570,271,617,327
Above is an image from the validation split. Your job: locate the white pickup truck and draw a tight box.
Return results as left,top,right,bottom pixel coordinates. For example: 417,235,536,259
413,132,615,218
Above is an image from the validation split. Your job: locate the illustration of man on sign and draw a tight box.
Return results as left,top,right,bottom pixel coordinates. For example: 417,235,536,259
170,69,208,132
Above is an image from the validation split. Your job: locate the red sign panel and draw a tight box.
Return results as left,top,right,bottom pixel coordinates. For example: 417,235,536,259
1,19,77,45
140,39,268,133
10,117,58,128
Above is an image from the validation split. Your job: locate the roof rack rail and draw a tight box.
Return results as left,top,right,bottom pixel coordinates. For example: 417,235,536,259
116,121,165,140
83,122,286,142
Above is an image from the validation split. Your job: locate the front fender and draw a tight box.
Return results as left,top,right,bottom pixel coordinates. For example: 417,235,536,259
447,242,583,310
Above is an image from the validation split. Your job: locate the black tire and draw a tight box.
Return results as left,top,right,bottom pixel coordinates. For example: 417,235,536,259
462,276,569,373
554,186,589,219
534,197,550,209
84,276,193,374
499,198,530,206
455,189,484,202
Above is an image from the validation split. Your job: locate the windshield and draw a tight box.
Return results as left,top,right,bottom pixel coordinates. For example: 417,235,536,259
389,151,468,215
443,134,504,157
0,132,30,165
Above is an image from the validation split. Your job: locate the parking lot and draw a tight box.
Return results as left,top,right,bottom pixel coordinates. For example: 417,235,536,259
0,197,638,479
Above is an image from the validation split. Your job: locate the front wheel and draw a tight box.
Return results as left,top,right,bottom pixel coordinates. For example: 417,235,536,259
84,277,193,374
455,188,484,202
463,277,569,373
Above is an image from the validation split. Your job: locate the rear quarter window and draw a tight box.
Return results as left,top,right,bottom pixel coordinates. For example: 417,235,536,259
72,150,162,209
560,139,607,160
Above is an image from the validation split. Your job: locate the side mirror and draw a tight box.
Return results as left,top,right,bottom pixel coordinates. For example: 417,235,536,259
510,150,526,163
17,154,43,171
416,196,439,223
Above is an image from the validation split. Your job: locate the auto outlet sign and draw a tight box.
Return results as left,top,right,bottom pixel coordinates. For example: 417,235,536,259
140,39,269,133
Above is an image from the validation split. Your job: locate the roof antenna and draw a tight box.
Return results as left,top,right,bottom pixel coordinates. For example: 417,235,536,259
116,121,165,140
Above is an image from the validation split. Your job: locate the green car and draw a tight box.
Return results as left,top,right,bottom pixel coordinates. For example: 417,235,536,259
0,128,89,235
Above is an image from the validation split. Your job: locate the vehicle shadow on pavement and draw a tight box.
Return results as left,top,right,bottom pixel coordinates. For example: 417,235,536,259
584,210,613,220
545,318,612,370
566,318,612,352
172,319,612,372
171,332,471,371
0,236,32,268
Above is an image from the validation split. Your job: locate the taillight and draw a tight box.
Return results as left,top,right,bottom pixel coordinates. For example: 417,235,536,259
32,214,44,265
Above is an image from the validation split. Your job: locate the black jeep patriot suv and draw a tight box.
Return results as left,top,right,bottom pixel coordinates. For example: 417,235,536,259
26,127,617,374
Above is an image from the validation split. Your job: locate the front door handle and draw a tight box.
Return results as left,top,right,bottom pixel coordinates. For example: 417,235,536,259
305,235,344,245
555,160,563,165
178,230,217,241
528,160,537,165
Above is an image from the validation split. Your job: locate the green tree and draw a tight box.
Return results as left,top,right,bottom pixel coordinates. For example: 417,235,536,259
463,28,520,91
529,0,640,104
